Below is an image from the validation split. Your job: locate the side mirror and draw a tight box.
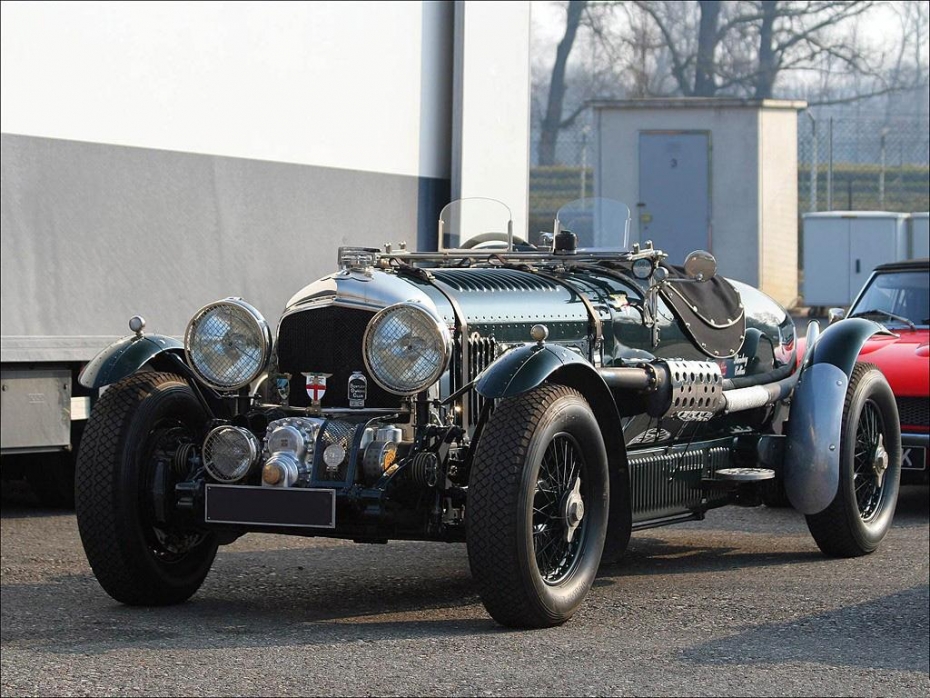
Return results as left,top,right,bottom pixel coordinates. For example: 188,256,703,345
683,250,717,282
827,307,846,324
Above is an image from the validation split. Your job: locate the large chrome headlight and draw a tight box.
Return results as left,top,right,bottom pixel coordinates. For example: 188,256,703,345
185,298,271,391
363,302,451,395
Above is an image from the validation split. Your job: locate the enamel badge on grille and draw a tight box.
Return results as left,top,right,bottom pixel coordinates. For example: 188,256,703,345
275,373,292,404
303,372,331,403
348,371,367,408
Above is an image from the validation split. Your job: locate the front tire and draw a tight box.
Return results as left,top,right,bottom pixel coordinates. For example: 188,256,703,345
806,363,901,557
467,385,609,628
75,372,218,605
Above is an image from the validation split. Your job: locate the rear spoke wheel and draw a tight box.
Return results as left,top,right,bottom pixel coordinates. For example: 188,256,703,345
806,363,901,557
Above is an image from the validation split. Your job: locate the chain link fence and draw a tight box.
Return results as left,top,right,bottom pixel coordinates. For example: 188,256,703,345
530,109,930,235
797,111,929,214
529,113,596,238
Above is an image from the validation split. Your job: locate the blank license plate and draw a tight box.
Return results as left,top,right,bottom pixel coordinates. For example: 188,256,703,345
205,485,336,528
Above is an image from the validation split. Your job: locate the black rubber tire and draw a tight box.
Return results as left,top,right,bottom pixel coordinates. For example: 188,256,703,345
805,363,901,557
75,372,218,605
467,385,609,628
25,451,76,508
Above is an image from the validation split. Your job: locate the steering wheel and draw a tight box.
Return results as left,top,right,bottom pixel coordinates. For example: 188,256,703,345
460,232,537,252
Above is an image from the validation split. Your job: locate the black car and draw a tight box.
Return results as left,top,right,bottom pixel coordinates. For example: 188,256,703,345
75,198,902,628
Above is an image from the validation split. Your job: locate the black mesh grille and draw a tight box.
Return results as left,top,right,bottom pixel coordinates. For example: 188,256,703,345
450,335,497,421
897,397,929,428
277,307,401,409
314,420,356,482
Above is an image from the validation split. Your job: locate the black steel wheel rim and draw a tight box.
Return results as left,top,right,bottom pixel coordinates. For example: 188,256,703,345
853,399,885,521
140,420,206,563
532,433,587,585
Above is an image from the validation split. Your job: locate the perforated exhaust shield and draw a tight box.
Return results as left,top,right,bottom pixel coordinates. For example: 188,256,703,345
661,360,725,422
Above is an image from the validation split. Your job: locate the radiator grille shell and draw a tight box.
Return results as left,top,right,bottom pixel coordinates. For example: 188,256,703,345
277,306,401,409
896,396,929,428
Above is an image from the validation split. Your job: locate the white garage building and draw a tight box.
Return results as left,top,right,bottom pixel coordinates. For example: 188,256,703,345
593,98,806,307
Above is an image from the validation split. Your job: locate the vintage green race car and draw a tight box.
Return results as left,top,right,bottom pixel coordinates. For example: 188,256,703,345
75,198,902,628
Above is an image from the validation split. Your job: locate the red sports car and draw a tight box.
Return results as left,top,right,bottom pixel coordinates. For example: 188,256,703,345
830,259,930,483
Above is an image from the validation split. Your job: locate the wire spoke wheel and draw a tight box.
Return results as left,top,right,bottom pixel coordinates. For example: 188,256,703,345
467,384,611,628
533,434,586,584
76,372,218,605
806,363,901,558
142,423,207,563
852,400,886,520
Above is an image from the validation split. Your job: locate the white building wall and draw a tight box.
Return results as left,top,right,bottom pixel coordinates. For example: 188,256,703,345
452,0,531,239
759,108,800,306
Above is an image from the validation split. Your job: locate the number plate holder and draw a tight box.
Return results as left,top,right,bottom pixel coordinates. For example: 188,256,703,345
902,447,927,471
205,485,336,529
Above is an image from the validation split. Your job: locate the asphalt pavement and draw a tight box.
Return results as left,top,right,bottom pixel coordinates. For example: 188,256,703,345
1,479,928,697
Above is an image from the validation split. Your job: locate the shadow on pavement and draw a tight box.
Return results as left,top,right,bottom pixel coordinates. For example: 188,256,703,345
598,538,822,579
680,584,930,673
0,541,497,655
0,479,62,519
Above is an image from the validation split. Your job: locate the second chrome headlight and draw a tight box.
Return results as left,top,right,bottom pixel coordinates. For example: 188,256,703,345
363,302,451,395
185,298,271,391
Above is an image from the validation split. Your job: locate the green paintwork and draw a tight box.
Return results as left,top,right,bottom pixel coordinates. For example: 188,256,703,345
78,334,184,389
804,317,887,376
426,264,798,401
475,342,593,398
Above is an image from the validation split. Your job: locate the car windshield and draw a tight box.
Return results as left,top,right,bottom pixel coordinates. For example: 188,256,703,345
849,270,930,326
437,197,632,252
555,197,631,251
439,198,514,251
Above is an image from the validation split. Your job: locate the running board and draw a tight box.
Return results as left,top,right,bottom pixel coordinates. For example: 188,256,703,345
632,512,703,531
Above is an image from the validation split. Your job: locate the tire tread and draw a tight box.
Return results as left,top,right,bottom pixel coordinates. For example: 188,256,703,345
467,384,581,628
75,372,215,605
805,362,899,557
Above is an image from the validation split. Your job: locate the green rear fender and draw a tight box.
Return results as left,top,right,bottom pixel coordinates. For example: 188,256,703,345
784,317,890,514
78,334,185,389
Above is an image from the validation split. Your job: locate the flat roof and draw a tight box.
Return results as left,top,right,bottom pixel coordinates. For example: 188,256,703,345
590,98,808,111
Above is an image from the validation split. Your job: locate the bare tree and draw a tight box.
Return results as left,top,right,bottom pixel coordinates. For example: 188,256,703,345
631,1,882,99
538,1,587,166
533,0,928,164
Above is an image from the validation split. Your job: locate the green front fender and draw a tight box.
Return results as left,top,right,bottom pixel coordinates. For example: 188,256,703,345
78,334,184,389
475,343,593,399
473,341,632,563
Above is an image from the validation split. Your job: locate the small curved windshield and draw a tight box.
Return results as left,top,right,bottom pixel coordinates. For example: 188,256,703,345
555,198,631,251
850,270,930,326
439,198,513,251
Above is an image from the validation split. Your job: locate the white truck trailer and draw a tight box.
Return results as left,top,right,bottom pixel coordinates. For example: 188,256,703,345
0,1,531,504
